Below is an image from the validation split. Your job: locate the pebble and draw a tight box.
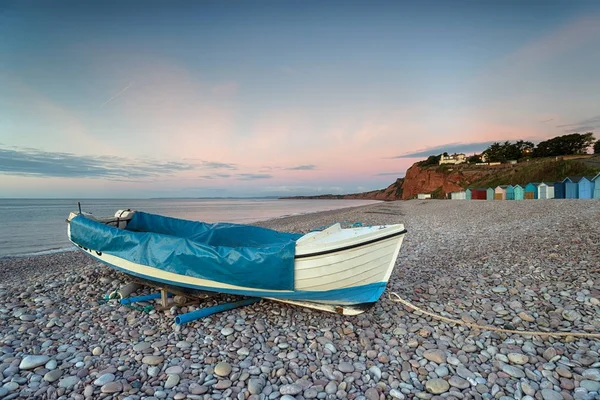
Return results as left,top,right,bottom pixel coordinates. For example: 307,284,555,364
142,355,164,365
425,378,450,394
0,201,597,400
165,374,180,389
502,365,525,378
541,389,564,400
338,361,354,373
101,381,122,393
248,378,265,395
94,373,115,386
582,369,600,381
423,349,446,364
508,353,529,365
580,380,600,392
44,369,62,382
280,384,303,395
221,327,234,336
19,355,50,370
214,362,232,377
449,376,470,389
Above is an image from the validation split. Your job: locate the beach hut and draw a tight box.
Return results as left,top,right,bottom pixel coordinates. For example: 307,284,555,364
472,188,487,200
451,191,466,200
466,189,472,200
593,173,600,199
506,185,515,200
564,177,578,199
554,181,565,199
538,182,554,199
576,176,595,199
486,187,495,200
524,183,539,199
514,184,525,200
494,185,508,200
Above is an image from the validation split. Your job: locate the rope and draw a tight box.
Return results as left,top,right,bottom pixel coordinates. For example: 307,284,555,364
388,292,600,339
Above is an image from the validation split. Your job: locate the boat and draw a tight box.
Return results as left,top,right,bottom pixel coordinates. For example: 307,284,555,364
66,209,407,315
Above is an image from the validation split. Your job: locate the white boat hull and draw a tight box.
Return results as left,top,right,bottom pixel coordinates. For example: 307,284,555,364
67,211,406,312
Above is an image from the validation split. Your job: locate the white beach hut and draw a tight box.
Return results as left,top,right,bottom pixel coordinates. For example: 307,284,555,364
451,191,466,200
538,182,555,199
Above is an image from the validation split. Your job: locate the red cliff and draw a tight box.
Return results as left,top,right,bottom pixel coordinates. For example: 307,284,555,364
400,164,465,199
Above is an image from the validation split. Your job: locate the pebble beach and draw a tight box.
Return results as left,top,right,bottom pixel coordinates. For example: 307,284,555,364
1,199,599,400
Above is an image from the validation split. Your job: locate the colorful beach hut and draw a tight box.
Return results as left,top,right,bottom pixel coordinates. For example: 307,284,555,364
594,173,600,199
466,189,472,200
486,187,495,200
564,177,578,199
494,185,508,200
577,176,595,199
506,185,515,200
514,184,525,200
524,183,539,199
554,181,565,199
470,188,487,200
538,182,554,199
451,191,466,200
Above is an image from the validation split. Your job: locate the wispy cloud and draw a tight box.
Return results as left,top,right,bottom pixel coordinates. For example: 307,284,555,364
375,172,405,176
562,126,597,134
391,141,497,158
285,164,317,171
236,173,272,181
200,173,231,179
101,81,135,108
556,115,600,133
200,162,238,170
0,146,195,180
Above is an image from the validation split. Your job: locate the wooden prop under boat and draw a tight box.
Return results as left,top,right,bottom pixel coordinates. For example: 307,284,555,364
66,209,407,315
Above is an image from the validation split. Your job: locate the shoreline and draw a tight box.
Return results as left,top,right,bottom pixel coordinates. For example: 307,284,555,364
0,199,599,399
0,199,382,260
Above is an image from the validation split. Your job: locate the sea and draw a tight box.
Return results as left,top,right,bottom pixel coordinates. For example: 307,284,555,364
0,198,380,258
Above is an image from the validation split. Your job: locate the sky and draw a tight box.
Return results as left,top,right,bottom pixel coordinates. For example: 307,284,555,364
1,0,600,198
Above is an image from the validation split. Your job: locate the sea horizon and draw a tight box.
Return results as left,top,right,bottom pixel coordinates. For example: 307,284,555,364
0,198,381,258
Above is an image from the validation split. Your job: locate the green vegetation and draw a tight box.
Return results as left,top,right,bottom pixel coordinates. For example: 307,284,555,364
420,133,596,166
467,159,600,189
482,140,534,163
532,132,595,157
418,154,441,166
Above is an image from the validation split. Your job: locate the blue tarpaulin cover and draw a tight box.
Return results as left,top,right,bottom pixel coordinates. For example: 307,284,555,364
69,212,303,290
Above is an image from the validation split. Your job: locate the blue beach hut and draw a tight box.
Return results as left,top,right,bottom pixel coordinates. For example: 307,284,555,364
564,177,578,199
577,176,594,199
594,173,600,199
514,184,525,200
506,185,515,200
486,187,495,200
554,181,565,199
524,183,539,199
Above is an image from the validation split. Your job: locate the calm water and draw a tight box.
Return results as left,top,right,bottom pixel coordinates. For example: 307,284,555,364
0,198,380,258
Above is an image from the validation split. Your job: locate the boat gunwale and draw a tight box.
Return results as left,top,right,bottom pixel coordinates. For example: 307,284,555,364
294,229,407,259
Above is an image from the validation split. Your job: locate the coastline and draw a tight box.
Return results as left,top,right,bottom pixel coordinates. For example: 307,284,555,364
1,199,599,399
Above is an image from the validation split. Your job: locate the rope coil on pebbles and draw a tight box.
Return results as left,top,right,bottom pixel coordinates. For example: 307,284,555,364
389,292,600,339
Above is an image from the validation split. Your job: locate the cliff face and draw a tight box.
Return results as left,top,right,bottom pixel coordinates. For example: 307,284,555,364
400,164,465,200
282,156,600,201
343,178,404,201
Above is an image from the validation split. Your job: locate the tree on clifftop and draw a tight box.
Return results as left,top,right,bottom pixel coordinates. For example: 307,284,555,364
595,139,600,154
482,140,534,162
533,132,595,157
